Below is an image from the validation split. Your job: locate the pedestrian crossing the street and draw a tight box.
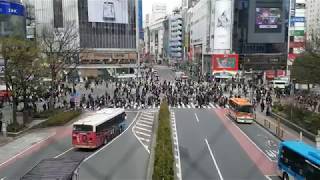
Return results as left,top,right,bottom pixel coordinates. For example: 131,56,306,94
132,111,156,153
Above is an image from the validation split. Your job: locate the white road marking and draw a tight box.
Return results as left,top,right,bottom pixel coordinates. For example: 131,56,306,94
139,120,153,125
209,103,215,108
139,137,150,143
187,105,191,108
265,175,272,180
135,126,152,133
142,113,154,117
178,104,181,108
182,104,185,108
82,112,141,162
0,177,7,180
140,117,154,122
54,147,75,159
205,139,224,180
195,113,200,123
191,103,195,108
135,131,151,137
171,112,182,180
136,122,152,128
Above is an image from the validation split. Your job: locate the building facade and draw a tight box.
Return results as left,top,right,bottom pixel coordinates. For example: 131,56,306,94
232,0,290,72
287,0,306,75
151,3,166,22
306,0,320,46
169,11,183,61
33,0,139,79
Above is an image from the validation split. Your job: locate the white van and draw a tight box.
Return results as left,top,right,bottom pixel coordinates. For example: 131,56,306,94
272,78,289,89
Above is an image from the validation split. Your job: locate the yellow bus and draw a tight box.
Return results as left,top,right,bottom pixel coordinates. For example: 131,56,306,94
228,98,255,124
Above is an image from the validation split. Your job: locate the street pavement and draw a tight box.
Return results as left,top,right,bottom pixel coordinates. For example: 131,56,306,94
0,111,138,180
77,112,150,180
173,108,270,180
154,66,281,180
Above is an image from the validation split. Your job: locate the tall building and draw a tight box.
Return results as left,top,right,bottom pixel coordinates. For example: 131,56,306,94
288,0,306,72
232,0,290,73
306,0,320,44
33,0,139,79
151,3,166,22
138,0,143,40
169,11,183,61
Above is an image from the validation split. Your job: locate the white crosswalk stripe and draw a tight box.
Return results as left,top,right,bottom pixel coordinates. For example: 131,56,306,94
133,112,156,153
124,103,225,110
191,103,195,108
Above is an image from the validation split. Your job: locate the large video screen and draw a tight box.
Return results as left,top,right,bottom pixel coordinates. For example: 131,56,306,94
255,8,281,32
88,0,128,24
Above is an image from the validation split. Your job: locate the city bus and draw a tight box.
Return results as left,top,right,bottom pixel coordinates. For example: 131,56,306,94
227,98,255,123
278,140,320,180
72,108,126,149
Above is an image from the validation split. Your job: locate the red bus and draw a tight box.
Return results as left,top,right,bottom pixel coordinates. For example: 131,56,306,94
72,108,126,149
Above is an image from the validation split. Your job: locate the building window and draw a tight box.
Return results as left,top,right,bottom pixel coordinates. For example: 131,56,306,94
53,0,63,28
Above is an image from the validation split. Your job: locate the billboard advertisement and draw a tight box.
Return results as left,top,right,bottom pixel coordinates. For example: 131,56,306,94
88,0,128,24
255,8,282,31
0,1,24,16
213,0,232,50
212,54,239,72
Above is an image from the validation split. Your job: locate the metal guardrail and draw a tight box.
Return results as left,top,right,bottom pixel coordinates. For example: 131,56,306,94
270,112,316,142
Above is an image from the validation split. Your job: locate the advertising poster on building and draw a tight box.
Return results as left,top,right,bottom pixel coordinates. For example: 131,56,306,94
213,0,232,50
212,54,239,72
88,0,128,24
255,8,282,32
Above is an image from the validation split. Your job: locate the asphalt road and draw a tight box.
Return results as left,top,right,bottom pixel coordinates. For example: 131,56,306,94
174,108,270,180
0,111,138,180
154,65,176,81
77,111,150,180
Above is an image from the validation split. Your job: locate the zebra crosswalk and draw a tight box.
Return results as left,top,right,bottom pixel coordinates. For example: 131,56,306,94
124,102,225,110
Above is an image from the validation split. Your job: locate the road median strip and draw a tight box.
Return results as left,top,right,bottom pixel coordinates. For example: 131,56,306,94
152,100,175,180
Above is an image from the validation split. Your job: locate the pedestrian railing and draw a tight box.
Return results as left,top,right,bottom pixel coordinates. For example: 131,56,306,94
270,112,316,142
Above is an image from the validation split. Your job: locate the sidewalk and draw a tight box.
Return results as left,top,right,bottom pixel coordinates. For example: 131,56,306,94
0,129,55,165
254,108,315,146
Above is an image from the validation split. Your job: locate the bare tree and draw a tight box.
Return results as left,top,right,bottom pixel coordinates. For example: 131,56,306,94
38,21,83,109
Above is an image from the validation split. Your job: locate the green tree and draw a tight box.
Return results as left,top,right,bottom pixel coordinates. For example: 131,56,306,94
1,37,44,125
291,53,320,90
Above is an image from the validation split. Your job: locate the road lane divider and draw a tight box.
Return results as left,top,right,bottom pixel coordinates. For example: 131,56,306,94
171,111,182,180
54,147,75,159
205,138,224,180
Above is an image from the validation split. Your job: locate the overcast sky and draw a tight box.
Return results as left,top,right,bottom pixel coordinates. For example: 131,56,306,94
143,0,181,18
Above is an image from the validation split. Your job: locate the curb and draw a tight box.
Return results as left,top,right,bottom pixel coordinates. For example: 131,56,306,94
146,111,159,180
